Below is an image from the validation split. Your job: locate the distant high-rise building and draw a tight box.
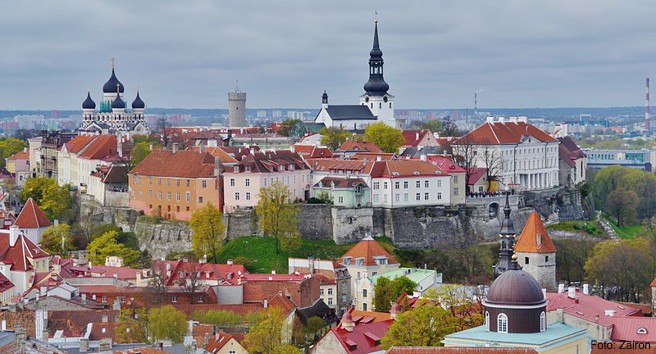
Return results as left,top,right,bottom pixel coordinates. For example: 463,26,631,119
228,89,247,127
257,111,267,118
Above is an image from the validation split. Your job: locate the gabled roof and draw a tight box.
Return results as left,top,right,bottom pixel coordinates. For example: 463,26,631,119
425,155,466,174
15,198,50,229
340,236,398,266
558,136,586,168
230,150,309,173
325,105,377,121
0,232,50,271
467,167,488,185
293,144,334,159
454,121,558,145
63,135,96,154
78,135,117,160
190,146,238,163
609,316,656,343
6,150,29,161
402,129,434,147
0,272,14,292
515,211,556,253
130,149,216,178
338,139,382,153
329,317,393,353
205,331,244,353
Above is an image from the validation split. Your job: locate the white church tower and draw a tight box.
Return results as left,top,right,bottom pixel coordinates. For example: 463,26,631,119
359,19,396,128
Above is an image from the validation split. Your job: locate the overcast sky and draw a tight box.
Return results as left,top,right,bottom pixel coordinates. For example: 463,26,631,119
2,1,656,110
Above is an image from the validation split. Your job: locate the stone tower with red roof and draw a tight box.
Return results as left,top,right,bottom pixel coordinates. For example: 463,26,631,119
515,211,557,291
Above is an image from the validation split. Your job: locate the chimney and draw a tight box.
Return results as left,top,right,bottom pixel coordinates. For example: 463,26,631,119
264,299,268,308
81,293,87,303
214,156,222,177
376,156,381,162
567,286,576,299
498,117,505,123
271,270,276,275
605,310,615,317
102,314,108,323
415,132,419,141
172,143,179,153
420,154,426,161
558,283,565,294
308,257,315,274
486,116,494,123
117,134,123,158
226,259,233,265
583,284,589,295
9,225,19,247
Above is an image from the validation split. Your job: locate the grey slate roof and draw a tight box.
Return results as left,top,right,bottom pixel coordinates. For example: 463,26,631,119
325,105,376,121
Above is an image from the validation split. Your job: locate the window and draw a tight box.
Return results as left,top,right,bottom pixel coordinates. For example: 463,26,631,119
167,192,171,201
424,192,429,200
425,180,429,188
158,178,161,185
416,193,421,201
373,194,379,202
437,192,442,200
185,192,190,202
416,181,420,188
176,192,180,201
362,303,367,311
395,181,400,189
148,189,153,197
404,193,408,202
383,194,388,203
485,311,490,331
149,177,153,184
186,179,190,187
172,295,178,303
545,256,549,262
338,196,344,204
198,295,204,303
102,295,107,303
395,194,399,202
246,192,251,201
246,179,250,187
454,187,459,196
157,191,162,200
176,179,180,187
383,182,388,189
373,182,380,190
540,311,546,332
437,180,442,188
138,191,142,197
230,178,235,187
198,196,204,203
328,297,333,305
328,288,333,295
525,257,529,264
454,175,458,183
167,179,170,186
320,288,324,296
403,181,408,188
201,180,207,188
235,192,240,201
497,313,508,333
363,289,367,298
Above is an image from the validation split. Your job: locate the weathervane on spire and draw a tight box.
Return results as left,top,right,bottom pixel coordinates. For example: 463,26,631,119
235,79,240,92
374,10,378,23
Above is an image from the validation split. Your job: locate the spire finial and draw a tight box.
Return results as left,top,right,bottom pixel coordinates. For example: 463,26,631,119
111,57,115,70
374,10,378,24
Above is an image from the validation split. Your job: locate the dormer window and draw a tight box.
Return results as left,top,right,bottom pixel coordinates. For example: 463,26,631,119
356,258,364,266
342,257,352,265
638,327,648,334
233,166,239,173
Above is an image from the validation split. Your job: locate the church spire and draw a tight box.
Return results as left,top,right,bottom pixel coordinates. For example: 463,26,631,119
493,193,518,278
363,16,389,96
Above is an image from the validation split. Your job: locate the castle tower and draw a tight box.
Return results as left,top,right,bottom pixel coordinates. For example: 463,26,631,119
493,193,516,278
359,18,396,128
228,86,247,127
515,211,557,291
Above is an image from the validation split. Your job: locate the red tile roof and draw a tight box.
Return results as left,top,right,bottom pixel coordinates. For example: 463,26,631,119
455,121,558,145
0,231,50,271
241,273,310,282
231,150,309,173
402,129,435,147
15,198,51,229
153,260,246,286
205,331,243,353
338,139,383,153
315,177,367,189
329,318,393,353
340,237,398,266
546,291,640,326
515,211,556,253
130,149,216,178
0,272,14,292
64,135,96,154
6,150,29,161
294,144,334,159
467,167,488,185
352,152,395,160
172,303,263,319
425,155,466,174
190,146,238,163
78,135,118,159
558,136,586,168
609,316,656,343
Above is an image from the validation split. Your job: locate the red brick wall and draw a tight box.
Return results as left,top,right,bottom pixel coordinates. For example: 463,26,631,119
243,276,320,307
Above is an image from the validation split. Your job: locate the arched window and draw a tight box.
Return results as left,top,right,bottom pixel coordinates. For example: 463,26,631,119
497,313,508,333
540,311,546,332
363,289,367,298
485,311,490,331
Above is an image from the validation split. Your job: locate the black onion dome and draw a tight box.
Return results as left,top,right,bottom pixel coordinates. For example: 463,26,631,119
132,91,145,109
363,77,390,95
486,269,545,306
82,92,96,109
111,95,126,109
103,68,125,93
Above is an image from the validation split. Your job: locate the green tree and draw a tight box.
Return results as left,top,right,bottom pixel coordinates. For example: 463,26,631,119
190,203,225,261
319,126,349,151
606,188,638,226
256,181,301,253
584,238,654,302
40,223,75,257
419,120,442,133
115,308,149,344
243,307,301,354
374,276,417,312
278,119,306,138
364,122,406,153
382,303,478,348
86,230,142,267
148,305,187,344
0,138,27,169
19,177,72,221
131,142,153,169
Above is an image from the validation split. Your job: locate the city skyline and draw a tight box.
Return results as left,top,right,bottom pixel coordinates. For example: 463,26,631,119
2,1,656,110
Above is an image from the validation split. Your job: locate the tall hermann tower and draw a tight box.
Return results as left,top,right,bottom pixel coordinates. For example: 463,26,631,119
228,83,247,127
